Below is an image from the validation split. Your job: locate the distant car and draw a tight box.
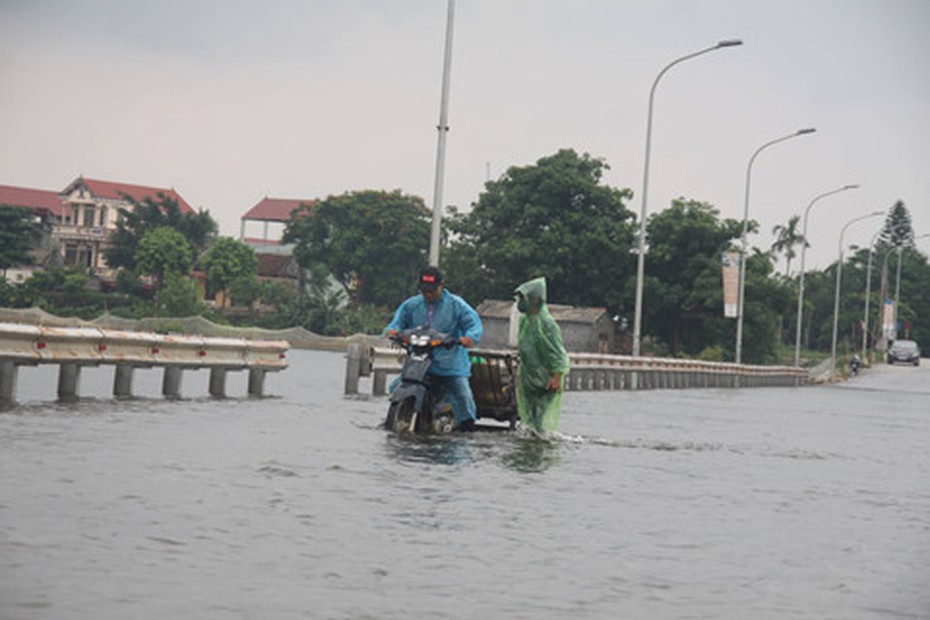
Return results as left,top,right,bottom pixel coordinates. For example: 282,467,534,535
887,339,921,366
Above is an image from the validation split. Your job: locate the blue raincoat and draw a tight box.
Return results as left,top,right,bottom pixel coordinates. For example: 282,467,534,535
385,289,483,377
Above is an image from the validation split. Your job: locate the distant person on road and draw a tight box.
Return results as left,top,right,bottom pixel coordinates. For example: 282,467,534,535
514,277,570,434
385,266,483,431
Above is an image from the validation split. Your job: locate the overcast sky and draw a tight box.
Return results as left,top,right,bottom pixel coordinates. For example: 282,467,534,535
2,0,928,271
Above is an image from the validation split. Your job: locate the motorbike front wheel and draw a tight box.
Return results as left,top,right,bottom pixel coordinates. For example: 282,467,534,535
386,397,418,433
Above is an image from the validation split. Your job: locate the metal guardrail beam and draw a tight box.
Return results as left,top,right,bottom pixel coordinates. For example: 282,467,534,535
0,322,289,405
345,342,808,396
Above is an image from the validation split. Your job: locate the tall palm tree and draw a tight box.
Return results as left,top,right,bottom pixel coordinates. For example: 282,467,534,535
771,215,807,277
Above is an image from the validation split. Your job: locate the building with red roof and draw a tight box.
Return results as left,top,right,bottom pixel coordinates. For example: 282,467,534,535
61,177,194,215
1,176,197,280
0,184,64,282
239,197,315,254
55,177,195,274
0,184,65,218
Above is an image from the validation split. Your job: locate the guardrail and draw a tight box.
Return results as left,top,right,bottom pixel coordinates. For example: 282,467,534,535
0,322,289,406
344,341,808,396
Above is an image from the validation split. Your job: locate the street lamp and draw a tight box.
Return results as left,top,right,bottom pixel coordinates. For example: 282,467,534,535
895,232,930,338
859,226,925,357
631,38,742,357
831,211,883,373
861,228,883,359
428,0,456,266
735,127,816,364
878,244,900,347
793,184,859,366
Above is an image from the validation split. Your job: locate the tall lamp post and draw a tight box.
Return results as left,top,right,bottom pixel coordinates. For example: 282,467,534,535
831,211,883,373
631,38,742,357
894,232,930,338
735,128,816,364
428,0,455,266
861,228,883,360
793,184,859,367
858,227,922,357
878,245,900,347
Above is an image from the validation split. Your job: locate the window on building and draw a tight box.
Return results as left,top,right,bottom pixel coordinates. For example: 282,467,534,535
83,207,96,228
64,244,78,265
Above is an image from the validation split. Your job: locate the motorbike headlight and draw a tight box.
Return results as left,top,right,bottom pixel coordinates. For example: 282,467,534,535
410,333,430,347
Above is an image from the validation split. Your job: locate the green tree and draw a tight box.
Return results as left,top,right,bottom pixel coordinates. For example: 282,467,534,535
104,194,217,271
741,250,793,363
135,227,193,285
877,200,916,340
228,275,261,308
9,266,126,319
258,280,298,308
642,199,744,356
880,200,914,248
155,272,206,317
200,237,259,298
444,148,636,308
16,267,87,307
771,214,807,277
894,246,930,344
0,204,42,274
283,190,430,307
0,278,15,306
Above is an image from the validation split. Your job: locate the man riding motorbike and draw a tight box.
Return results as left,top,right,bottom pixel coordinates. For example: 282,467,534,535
384,267,483,431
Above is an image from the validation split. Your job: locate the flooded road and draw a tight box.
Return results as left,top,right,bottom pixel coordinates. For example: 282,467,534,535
1,350,928,619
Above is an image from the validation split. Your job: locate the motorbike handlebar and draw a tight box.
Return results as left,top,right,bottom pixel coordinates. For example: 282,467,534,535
388,329,458,349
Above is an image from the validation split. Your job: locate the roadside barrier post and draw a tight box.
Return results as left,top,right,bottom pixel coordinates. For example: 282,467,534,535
57,363,81,401
344,343,361,395
1,360,17,406
248,369,266,397
162,367,183,399
209,368,227,398
114,363,134,398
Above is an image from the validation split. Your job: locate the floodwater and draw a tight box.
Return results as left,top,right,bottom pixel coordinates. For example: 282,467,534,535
1,349,928,619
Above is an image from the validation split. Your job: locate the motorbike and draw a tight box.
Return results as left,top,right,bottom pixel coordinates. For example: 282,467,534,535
849,355,862,376
384,327,459,434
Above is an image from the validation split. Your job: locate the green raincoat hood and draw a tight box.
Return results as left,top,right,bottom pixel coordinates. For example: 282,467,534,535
515,277,547,314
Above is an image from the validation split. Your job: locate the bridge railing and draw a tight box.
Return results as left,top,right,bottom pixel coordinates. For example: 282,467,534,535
0,322,289,405
344,341,808,396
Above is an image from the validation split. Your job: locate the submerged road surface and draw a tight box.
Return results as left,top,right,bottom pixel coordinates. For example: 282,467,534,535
1,350,927,619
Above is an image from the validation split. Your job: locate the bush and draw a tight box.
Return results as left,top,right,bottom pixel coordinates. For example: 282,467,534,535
697,346,725,362
156,274,206,317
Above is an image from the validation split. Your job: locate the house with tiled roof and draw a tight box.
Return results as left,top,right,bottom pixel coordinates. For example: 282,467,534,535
1,176,198,282
476,299,617,353
239,197,315,255
0,184,65,219
55,176,195,275
0,184,64,282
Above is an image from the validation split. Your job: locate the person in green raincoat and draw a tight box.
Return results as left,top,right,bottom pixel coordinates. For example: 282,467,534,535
514,277,571,433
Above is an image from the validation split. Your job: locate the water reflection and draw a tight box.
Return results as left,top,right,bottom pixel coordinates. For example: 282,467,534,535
384,433,475,466
501,434,561,473
383,428,564,473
